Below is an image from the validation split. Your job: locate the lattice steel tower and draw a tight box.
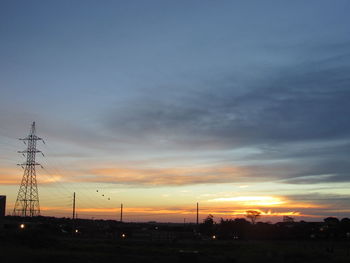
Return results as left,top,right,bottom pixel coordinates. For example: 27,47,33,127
13,122,44,217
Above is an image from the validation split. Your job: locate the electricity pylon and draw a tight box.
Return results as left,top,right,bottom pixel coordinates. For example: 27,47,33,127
13,122,44,217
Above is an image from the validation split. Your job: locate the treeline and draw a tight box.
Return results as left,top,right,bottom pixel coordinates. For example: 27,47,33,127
199,215,350,240
3,215,350,241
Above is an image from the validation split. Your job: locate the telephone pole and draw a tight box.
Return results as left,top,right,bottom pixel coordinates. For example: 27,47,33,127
13,122,44,217
196,202,199,225
72,192,76,220
120,203,123,222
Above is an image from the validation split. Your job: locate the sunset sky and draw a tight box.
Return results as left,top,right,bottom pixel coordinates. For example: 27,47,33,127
1,1,350,223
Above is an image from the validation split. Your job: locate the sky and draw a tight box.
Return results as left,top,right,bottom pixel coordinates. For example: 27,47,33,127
1,0,350,223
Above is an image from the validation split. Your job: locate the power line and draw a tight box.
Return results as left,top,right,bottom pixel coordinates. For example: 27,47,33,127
38,146,114,209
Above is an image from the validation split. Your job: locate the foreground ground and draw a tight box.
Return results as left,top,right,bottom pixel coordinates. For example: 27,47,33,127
1,234,350,263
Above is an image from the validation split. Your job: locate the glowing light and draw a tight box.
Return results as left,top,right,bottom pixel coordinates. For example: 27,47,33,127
202,208,304,218
212,235,216,240
121,233,126,238
209,196,285,206
20,224,25,229
75,229,79,233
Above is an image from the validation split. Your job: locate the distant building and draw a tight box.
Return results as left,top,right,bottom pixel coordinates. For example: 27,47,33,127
0,195,5,229
0,196,6,217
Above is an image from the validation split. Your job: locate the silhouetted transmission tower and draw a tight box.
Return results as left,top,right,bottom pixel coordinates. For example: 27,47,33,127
13,122,45,217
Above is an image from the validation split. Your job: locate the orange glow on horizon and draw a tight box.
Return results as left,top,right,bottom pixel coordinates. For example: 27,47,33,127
209,196,285,206
207,195,323,209
40,205,315,220
0,165,329,221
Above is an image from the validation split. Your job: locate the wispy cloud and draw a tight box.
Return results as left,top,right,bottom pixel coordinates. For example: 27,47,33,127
83,166,247,186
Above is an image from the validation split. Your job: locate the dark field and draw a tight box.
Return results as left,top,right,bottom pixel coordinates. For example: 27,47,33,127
1,235,350,263
2,216,350,263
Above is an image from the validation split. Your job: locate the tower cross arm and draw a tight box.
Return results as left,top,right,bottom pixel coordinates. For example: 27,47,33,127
19,136,43,141
17,162,42,165
17,150,42,153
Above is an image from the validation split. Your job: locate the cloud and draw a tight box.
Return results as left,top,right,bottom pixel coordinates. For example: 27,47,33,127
80,162,333,187
39,150,350,186
82,166,248,186
282,174,350,184
103,47,350,149
0,167,24,185
0,167,65,186
95,43,350,189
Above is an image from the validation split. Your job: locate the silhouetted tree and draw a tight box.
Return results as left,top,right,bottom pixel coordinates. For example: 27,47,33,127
324,217,340,239
341,217,350,224
283,216,295,223
203,214,214,225
200,214,215,235
246,210,261,224
340,217,350,233
324,217,340,226
217,218,251,239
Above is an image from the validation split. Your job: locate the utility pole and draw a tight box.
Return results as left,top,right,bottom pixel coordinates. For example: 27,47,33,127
72,192,76,234
120,203,123,222
72,192,76,220
196,202,199,225
13,122,44,217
